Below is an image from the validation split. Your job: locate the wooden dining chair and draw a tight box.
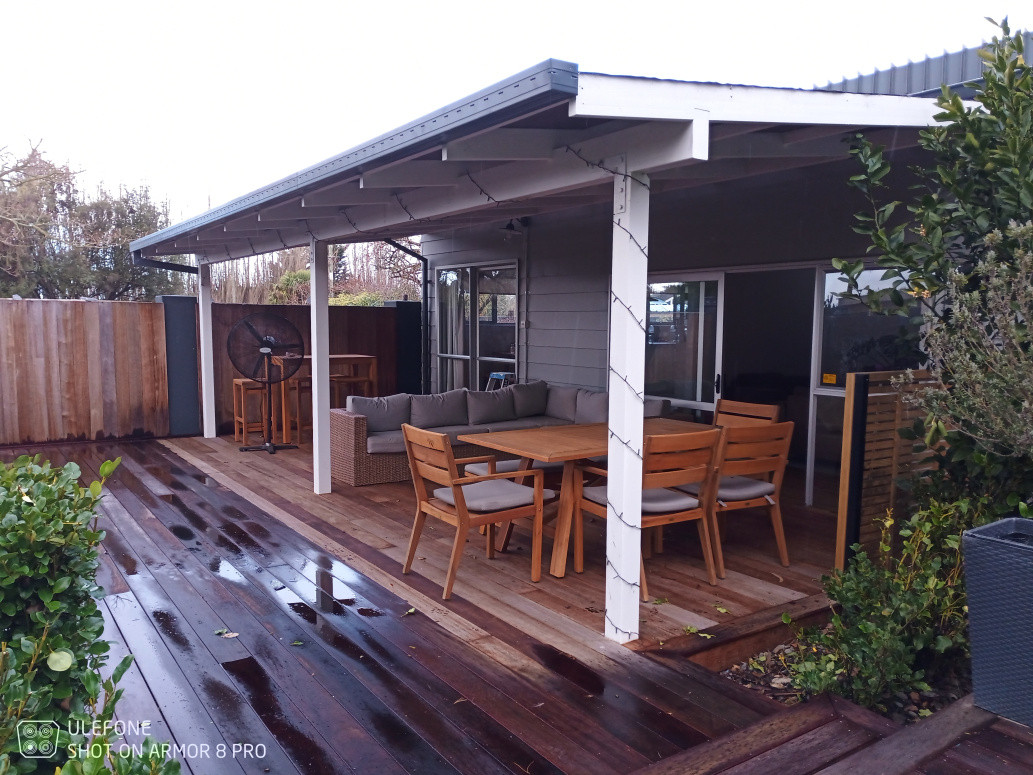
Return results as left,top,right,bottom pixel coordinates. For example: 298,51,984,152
681,421,794,578
713,399,780,427
572,429,722,599
401,424,554,600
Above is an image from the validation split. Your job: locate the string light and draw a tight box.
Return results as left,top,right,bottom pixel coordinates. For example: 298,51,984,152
394,194,419,222
465,172,501,205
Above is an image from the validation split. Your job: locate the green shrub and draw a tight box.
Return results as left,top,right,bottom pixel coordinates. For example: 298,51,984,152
790,500,983,708
0,455,177,775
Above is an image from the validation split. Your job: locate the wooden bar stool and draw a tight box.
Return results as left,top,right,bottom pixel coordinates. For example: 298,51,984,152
281,375,313,444
232,379,266,444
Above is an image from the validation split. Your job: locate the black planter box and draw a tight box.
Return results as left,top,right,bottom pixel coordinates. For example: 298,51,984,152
964,517,1033,726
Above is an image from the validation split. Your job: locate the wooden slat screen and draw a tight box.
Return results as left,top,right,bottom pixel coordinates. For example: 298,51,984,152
0,300,169,445
210,304,399,434
835,369,937,569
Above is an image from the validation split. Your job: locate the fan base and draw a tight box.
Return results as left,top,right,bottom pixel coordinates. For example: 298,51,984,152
239,441,298,455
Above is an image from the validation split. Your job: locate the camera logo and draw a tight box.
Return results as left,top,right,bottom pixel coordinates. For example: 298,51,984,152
16,720,60,758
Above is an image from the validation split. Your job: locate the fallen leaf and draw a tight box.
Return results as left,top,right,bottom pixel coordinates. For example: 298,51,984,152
291,640,304,647
214,628,228,636
402,607,416,617
453,698,467,704
219,631,240,639
713,605,730,614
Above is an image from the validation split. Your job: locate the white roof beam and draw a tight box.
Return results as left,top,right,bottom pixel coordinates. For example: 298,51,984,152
442,129,570,161
314,120,708,239
359,160,466,189
572,73,942,127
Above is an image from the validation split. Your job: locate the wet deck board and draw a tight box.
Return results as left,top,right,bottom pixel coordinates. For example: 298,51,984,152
3,439,793,774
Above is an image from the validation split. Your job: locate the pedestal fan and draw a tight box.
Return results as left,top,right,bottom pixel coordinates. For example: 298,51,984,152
227,313,305,454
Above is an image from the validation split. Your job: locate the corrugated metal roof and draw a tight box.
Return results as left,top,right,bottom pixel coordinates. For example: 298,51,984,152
820,32,1033,97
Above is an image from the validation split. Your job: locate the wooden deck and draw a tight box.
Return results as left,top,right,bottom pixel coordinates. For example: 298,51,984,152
4,438,784,774
6,437,1030,774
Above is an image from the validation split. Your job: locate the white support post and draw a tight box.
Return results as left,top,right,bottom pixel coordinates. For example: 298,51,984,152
310,238,332,494
605,158,650,643
197,260,217,438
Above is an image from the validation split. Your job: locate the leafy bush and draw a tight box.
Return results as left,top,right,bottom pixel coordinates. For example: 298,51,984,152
0,455,177,775
790,500,984,708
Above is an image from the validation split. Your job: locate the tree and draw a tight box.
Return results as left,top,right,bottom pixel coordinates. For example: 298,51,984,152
0,145,189,300
0,145,76,291
834,20,1033,316
835,19,1033,510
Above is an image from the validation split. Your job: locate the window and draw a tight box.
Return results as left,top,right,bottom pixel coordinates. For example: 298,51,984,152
819,270,922,388
437,265,517,391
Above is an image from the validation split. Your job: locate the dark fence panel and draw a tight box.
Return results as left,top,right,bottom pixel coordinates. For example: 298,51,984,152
211,304,400,434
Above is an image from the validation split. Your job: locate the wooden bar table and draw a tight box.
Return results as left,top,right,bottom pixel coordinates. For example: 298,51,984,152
273,354,378,443
458,417,710,577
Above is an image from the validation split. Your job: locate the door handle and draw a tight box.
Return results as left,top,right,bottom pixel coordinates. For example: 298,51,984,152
714,374,721,394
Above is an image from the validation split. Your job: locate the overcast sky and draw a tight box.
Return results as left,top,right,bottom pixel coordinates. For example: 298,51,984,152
5,1,1030,223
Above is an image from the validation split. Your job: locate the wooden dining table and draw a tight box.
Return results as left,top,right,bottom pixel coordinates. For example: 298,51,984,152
458,417,711,578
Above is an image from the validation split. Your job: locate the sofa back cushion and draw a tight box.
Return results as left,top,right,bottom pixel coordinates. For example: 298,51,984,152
411,388,468,428
644,398,667,418
467,389,517,425
347,393,411,433
545,385,579,422
510,380,548,417
575,389,609,424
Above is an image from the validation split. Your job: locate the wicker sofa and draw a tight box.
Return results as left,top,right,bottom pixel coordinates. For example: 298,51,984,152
330,380,664,487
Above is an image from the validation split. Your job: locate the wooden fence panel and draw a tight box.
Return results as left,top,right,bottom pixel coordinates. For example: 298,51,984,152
0,300,169,445
210,304,399,434
835,370,937,569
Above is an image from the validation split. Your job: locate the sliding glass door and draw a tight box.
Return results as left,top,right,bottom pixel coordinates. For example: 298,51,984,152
644,274,724,413
437,265,517,391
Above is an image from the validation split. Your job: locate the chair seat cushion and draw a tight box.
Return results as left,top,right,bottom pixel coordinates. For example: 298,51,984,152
464,459,564,476
433,480,556,512
680,475,776,501
581,486,699,513
366,430,406,454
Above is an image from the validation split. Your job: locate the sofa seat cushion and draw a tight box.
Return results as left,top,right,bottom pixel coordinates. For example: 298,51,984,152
511,380,548,417
411,389,468,428
426,424,488,445
347,393,411,432
467,389,516,424
680,475,776,502
433,480,556,512
483,415,570,433
581,485,700,513
366,430,406,454
464,459,564,476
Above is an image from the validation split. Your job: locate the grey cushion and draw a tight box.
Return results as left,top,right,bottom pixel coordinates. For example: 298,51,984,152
582,485,700,513
366,430,406,454
467,389,517,425
347,393,411,433
643,398,666,418
465,459,564,476
545,385,579,421
425,424,487,444
511,380,549,417
483,415,571,432
411,388,468,428
433,480,556,512
575,389,609,424
680,475,776,501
